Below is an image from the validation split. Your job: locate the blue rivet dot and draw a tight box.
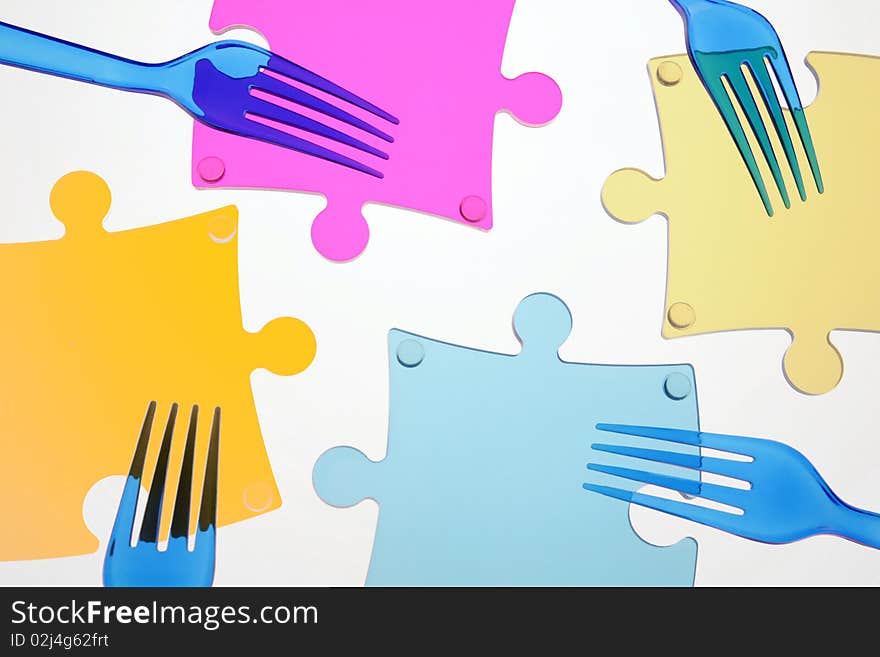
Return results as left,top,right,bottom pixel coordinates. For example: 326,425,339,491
397,340,425,368
664,373,692,401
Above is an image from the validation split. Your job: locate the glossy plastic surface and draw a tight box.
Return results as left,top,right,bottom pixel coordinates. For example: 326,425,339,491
586,424,880,549
0,21,396,176
104,403,220,587
669,0,823,215
314,294,700,586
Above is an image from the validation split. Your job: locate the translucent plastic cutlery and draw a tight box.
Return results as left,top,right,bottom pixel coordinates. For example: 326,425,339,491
669,0,823,215
0,20,398,177
585,424,880,549
103,402,220,587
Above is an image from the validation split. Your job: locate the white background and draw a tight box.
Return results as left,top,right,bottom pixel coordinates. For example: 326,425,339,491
1,0,879,586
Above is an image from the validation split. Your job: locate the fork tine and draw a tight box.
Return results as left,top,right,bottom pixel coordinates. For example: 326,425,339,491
746,60,806,201
108,401,156,546
587,463,746,507
138,403,178,544
583,483,743,533
247,96,389,160
725,70,791,209
591,443,752,480
128,401,156,481
266,54,399,125
595,424,759,457
767,57,824,194
169,405,198,543
239,112,384,178
254,72,394,143
702,73,774,215
197,407,220,536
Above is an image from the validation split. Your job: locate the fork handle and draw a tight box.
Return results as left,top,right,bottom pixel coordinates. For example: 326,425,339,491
0,21,163,94
834,503,880,550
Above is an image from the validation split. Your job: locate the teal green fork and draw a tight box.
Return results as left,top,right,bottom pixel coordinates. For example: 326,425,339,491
670,0,824,216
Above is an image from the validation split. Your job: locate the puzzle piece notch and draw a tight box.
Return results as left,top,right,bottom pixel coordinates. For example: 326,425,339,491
783,331,843,396
3,171,316,560
496,72,563,128
49,171,113,236
193,0,562,262
310,196,370,264
249,316,316,376
313,446,381,508
602,52,878,396
512,292,572,360
601,167,668,225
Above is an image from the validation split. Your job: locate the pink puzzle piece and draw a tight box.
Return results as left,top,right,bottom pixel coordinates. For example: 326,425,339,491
191,0,562,261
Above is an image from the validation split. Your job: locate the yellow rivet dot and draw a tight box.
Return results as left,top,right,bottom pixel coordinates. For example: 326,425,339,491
667,302,696,330
657,61,683,86
243,482,275,512
208,215,237,244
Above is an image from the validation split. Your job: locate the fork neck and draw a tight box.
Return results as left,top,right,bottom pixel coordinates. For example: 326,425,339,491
831,501,880,550
0,21,166,95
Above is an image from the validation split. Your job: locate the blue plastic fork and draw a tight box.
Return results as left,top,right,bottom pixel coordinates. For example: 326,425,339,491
584,424,880,549
669,0,823,216
0,21,398,178
103,402,220,587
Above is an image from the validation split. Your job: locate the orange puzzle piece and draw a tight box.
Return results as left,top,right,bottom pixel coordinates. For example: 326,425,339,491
0,171,316,560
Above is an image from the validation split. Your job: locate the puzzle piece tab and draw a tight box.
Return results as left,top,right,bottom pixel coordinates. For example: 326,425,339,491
191,0,562,261
603,53,880,395
314,294,700,586
1,172,315,560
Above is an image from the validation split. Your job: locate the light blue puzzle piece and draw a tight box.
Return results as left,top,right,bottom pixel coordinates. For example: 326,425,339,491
313,293,700,586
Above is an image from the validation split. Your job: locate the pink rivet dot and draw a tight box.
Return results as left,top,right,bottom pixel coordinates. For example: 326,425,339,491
460,195,487,223
198,157,226,183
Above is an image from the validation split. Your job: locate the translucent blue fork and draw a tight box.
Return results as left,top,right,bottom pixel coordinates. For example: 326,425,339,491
584,424,880,549
103,402,220,587
669,0,823,216
0,20,398,178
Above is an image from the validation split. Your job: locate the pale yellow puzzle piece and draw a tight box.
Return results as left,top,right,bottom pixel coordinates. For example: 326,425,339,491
603,53,880,395
1,172,316,560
